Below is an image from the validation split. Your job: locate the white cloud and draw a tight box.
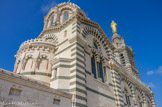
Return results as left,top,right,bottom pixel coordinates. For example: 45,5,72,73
147,70,154,75
147,66,162,75
148,82,155,89
41,1,58,13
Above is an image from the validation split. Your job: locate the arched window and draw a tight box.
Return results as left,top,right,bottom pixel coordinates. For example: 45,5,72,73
124,88,131,106
94,42,98,50
63,11,69,22
125,94,131,106
97,62,104,82
51,15,54,25
91,55,97,79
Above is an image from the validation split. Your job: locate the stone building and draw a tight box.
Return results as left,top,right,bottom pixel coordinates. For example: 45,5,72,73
0,69,72,107
0,2,156,107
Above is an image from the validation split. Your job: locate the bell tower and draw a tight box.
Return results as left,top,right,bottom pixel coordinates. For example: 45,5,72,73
111,20,139,78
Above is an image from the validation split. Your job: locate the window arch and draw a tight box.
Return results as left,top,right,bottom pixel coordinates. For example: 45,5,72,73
63,11,69,22
91,55,97,79
138,96,143,107
91,54,106,82
145,94,151,107
121,81,133,107
124,88,131,106
136,89,143,107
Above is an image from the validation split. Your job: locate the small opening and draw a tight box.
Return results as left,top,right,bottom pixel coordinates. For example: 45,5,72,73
64,30,67,37
54,68,57,78
53,98,60,105
9,88,22,96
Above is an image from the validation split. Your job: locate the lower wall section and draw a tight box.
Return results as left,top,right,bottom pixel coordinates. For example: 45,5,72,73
86,74,116,107
0,69,72,107
87,87,116,107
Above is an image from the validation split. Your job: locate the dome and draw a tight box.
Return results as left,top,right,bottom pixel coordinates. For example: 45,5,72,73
43,2,88,29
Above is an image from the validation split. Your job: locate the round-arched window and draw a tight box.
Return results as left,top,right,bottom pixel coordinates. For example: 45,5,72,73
63,11,69,21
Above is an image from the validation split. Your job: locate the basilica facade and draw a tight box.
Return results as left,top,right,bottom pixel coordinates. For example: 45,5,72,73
0,2,156,107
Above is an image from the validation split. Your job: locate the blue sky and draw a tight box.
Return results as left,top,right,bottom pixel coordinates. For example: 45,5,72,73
0,0,162,106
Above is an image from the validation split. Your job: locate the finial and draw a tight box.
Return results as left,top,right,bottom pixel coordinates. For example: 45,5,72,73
68,0,71,3
111,20,117,34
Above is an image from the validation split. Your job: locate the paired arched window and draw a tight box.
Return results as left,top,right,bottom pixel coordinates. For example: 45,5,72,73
63,11,69,22
91,42,106,82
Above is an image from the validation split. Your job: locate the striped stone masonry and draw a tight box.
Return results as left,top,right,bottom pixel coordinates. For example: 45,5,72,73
70,42,87,107
111,68,124,107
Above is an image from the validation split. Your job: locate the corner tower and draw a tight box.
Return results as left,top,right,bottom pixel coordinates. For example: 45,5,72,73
111,20,139,78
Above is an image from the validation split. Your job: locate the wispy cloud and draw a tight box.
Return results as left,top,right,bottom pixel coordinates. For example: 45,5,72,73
147,66,162,75
41,1,58,13
147,82,155,89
